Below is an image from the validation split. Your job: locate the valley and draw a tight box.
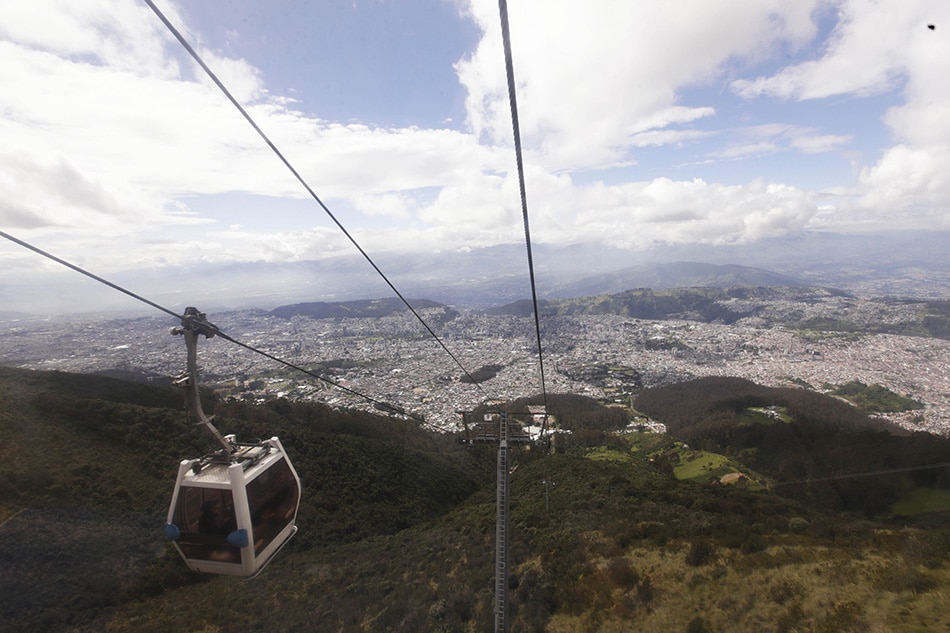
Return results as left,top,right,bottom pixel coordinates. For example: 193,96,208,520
1,287,947,434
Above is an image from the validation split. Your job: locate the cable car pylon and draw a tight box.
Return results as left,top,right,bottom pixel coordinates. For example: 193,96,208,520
494,411,511,633
461,409,532,633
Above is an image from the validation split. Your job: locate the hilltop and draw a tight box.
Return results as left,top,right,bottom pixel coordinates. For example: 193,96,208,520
7,230,949,314
551,261,803,298
489,286,950,339
3,367,950,631
269,297,454,320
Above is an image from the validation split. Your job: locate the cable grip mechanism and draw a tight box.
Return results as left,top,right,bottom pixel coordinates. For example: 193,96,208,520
172,307,234,455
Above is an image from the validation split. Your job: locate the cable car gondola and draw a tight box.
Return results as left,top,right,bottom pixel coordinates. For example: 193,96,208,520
164,308,301,577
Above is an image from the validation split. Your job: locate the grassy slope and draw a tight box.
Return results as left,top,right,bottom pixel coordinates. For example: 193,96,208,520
4,367,950,632
102,450,950,633
0,367,489,632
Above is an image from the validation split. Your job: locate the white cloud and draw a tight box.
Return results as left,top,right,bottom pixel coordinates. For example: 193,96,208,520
407,167,820,251
731,0,943,100
853,145,950,228
708,124,852,160
848,4,950,226
730,0,950,226
0,149,198,232
350,191,414,220
548,177,818,247
458,0,821,170
0,1,498,239
0,0,174,69
629,129,716,148
192,46,265,104
789,133,852,154
2,0,948,294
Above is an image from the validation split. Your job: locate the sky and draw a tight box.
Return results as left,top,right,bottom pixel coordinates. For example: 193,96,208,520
1,0,948,309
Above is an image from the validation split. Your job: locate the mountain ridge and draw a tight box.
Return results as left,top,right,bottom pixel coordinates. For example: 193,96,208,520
269,297,448,319
264,262,806,317
5,230,948,314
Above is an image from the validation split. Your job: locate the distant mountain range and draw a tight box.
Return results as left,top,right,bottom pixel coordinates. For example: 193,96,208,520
548,261,802,298
4,230,948,314
265,285,950,340
266,264,801,318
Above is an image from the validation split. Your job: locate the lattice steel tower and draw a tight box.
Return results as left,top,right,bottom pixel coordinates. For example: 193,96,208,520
494,412,510,633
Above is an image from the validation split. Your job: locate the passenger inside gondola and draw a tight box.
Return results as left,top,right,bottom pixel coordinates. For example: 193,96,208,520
175,488,241,563
247,459,299,554
199,497,234,535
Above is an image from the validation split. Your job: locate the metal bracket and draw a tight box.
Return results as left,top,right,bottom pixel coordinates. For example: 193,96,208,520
172,307,234,455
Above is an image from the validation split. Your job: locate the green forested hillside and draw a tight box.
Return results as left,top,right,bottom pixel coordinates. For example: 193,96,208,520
635,377,950,515
0,367,488,631
269,297,452,320
3,367,950,632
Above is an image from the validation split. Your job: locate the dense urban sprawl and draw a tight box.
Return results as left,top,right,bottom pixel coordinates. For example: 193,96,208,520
2,298,947,436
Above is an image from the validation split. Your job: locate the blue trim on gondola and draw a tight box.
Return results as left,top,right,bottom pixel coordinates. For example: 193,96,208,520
227,528,249,548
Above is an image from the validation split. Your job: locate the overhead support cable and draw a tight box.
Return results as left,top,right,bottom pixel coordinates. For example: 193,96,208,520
211,325,423,421
772,461,950,487
497,0,550,418
0,230,425,423
141,0,491,398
